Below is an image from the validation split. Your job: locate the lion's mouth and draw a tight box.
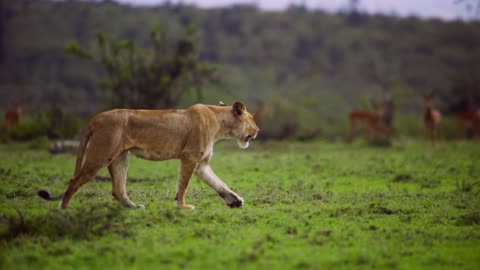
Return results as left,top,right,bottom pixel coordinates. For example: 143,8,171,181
245,134,256,142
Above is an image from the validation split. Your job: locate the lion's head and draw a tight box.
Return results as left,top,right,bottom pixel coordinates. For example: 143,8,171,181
227,101,259,149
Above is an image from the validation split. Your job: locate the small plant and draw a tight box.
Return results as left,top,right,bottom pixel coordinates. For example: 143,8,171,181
7,113,50,141
368,136,392,147
457,210,480,226
66,25,220,109
455,179,478,193
392,173,413,183
0,204,132,241
29,136,51,150
3,111,83,142
0,208,30,241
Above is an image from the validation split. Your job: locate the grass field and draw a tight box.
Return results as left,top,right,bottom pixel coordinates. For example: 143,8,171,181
1,140,479,269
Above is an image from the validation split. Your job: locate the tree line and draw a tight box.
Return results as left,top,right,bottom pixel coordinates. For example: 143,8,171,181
1,0,479,139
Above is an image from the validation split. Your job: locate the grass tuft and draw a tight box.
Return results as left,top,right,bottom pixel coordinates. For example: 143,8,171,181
1,204,132,241
392,173,414,183
455,180,478,193
457,210,480,226
367,137,392,147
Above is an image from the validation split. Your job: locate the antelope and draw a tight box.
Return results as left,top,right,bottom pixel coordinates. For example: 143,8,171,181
4,101,23,129
253,99,267,126
348,100,391,140
423,95,442,144
458,106,480,138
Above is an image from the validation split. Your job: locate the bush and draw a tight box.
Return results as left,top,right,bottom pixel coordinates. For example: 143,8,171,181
439,116,462,140
49,114,84,139
393,114,424,138
7,113,51,141
1,204,131,241
29,136,51,150
367,136,392,147
4,112,84,142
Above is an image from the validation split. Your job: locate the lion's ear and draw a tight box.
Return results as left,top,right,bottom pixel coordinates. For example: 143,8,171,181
218,101,225,106
232,101,246,116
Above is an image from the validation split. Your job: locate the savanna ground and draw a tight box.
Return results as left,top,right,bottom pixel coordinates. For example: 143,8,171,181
1,139,479,269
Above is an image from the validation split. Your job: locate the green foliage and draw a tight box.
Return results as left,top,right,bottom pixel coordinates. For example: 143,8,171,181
49,112,84,139
455,179,478,193
1,204,129,241
6,114,51,141
64,42,92,59
367,136,392,147
66,25,219,109
29,136,51,150
393,114,425,138
439,116,463,140
4,112,84,142
2,0,480,139
457,210,480,225
1,141,480,269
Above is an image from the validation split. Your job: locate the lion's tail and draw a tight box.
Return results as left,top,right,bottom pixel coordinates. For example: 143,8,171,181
38,123,94,202
74,123,94,176
37,190,63,201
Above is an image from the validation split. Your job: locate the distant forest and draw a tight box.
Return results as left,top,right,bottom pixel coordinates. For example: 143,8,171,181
1,0,479,138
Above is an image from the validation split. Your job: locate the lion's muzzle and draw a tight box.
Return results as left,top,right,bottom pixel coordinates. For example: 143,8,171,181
245,128,259,142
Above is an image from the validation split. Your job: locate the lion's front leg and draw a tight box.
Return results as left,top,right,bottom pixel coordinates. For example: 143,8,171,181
108,151,144,209
175,158,198,210
194,163,244,208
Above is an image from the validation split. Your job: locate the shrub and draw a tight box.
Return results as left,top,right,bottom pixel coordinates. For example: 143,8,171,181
7,113,51,141
455,179,478,193
49,114,84,139
0,204,131,241
29,136,51,150
4,112,84,142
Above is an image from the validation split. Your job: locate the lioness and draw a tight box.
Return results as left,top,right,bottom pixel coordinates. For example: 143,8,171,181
38,101,259,209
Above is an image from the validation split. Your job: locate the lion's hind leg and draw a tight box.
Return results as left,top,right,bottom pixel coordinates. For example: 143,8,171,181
60,161,105,209
108,151,144,209
60,128,123,208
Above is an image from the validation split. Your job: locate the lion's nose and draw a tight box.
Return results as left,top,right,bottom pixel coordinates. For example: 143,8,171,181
254,128,259,138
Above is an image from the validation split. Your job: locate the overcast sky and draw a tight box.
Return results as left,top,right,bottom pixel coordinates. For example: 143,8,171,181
113,0,475,21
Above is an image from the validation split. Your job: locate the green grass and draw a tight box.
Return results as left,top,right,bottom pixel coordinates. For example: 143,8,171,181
1,140,480,269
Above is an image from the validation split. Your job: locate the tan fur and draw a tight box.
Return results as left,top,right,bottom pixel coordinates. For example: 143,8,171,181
4,102,23,129
348,103,391,140
458,109,480,137
51,102,259,209
424,96,442,145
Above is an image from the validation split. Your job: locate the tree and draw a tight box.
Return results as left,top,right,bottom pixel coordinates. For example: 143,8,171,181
346,0,364,25
66,25,219,109
455,0,480,20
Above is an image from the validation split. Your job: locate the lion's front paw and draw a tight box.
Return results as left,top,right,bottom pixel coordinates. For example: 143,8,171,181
228,198,244,208
222,193,244,208
180,204,195,210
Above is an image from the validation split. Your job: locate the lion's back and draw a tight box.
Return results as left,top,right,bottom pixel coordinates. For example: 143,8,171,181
88,109,130,129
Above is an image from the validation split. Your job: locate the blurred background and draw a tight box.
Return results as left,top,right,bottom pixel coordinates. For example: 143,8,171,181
0,0,479,142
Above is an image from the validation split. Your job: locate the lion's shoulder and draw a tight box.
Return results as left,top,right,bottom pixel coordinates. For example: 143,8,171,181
186,104,218,119
187,103,211,112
